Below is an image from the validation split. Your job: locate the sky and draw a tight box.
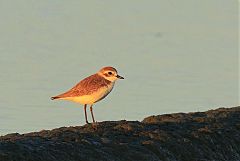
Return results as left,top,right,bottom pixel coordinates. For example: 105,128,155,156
0,0,238,135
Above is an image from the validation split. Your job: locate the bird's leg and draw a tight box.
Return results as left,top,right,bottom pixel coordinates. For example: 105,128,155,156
90,105,96,123
84,104,89,124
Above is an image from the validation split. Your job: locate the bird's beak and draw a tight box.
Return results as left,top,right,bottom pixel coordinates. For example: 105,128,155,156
116,75,124,79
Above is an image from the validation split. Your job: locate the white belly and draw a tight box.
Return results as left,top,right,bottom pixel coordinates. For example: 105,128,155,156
61,83,114,105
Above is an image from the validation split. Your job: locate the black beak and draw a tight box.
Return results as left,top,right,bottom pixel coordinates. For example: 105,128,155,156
116,75,124,79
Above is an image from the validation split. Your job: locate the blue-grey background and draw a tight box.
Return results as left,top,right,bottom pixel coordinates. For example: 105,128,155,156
0,1,238,135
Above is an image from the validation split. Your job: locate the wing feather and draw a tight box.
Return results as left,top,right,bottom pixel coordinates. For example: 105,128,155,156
51,74,111,99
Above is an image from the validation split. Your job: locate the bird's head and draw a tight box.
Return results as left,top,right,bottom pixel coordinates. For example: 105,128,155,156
97,66,124,82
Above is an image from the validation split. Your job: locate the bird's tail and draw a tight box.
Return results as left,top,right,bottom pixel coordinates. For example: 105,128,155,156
51,96,60,100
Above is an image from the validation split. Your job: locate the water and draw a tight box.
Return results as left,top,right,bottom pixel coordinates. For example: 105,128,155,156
0,1,238,135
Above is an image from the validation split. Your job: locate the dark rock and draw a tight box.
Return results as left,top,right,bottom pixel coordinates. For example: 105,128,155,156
0,106,240,161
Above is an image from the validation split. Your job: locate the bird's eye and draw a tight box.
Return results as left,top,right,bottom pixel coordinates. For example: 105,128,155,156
108,72,112,75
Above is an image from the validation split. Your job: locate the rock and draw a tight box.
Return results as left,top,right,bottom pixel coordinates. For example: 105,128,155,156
0,106,239,161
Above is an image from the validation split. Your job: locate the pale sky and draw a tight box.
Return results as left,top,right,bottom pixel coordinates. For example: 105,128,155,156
0,0,238,135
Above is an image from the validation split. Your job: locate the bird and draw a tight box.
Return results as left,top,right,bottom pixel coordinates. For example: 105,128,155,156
51,66,124,124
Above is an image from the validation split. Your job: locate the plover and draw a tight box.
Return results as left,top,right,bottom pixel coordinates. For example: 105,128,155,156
51,66,124,124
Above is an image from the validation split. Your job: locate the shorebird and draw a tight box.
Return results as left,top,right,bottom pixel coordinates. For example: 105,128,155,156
51,66,124,124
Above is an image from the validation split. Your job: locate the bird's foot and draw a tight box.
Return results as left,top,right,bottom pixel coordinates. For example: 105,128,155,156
92,122,98,130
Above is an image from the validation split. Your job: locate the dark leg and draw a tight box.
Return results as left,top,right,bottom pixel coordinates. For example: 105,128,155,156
84,104,89,124
90,105,96,123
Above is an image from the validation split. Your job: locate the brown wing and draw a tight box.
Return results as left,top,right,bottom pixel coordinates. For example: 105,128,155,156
51,74,111,99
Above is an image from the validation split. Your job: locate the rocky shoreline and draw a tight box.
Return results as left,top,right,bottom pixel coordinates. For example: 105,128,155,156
0,106,239,161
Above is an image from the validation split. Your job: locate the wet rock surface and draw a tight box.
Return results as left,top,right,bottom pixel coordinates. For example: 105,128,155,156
0,106,239,161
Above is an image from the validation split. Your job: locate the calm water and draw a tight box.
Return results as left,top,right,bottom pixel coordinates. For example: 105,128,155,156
0,1,238,135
